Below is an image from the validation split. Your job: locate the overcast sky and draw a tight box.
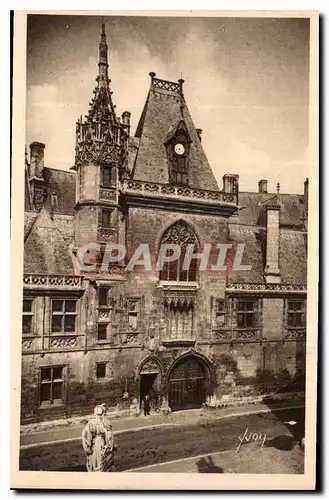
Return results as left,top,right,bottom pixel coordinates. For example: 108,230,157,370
26,14,310,193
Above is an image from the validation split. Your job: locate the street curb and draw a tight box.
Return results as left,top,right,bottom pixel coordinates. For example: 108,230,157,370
20,403,304,451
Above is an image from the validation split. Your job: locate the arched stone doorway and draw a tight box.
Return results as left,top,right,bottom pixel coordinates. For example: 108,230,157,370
138,357,162,411
168,354,209,411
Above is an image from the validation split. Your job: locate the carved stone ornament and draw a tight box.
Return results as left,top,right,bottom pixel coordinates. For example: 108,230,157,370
22,339,33,349
164,290,195,308
226,282,306,293
75,138,121,168
140,358,161,374
50,337,78,349
235,330,258,340
23,275,84,289
284,329,306,340
125,333,140,345
99,187,116,202
162,221,197,246
214,330,232,341
98,227,117,243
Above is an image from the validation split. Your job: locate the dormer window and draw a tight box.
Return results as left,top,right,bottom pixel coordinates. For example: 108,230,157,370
165,120,191,187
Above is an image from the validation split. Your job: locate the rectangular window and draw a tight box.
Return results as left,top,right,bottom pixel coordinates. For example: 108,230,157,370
40,366,64,406
287,300,306,327
98,287,109,307
128,299,140,331
96,363,107,379
101,166,112,187
22,298,34,335
51,299,77,334
101,208,112,229
97,323,107,341
214,299,226,328
237,299,257,329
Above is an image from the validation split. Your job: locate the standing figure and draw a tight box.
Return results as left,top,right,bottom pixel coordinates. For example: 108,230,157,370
82,404,115,472
143,392,151,416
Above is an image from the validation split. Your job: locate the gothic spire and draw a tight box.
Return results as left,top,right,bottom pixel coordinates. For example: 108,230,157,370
85,20,117,125
74,20,124,169
98,18,109,89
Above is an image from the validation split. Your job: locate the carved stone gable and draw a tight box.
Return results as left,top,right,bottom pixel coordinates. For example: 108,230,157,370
140,358,161,374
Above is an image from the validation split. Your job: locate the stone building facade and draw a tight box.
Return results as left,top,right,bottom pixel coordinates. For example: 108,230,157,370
21,24,307,423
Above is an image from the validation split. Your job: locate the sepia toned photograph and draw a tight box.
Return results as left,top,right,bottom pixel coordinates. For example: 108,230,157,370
11,10,318,490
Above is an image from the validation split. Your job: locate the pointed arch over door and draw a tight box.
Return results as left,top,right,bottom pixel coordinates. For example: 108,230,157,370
159,220,199,282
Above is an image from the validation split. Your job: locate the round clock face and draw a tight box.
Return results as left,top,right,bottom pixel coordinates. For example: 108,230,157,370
174,143,185,155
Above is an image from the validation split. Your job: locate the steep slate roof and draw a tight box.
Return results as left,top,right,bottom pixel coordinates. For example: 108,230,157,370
227,223,307,285
228,225,265,283
279,230,307,284
132,81,219,191
232,192,305,228
24,208,75,275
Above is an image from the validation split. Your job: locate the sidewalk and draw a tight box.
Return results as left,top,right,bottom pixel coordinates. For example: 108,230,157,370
126,441,304,474
20,399,304,449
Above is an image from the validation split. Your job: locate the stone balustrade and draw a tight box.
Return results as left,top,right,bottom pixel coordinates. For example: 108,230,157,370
23,275,84,289
122,179,238,205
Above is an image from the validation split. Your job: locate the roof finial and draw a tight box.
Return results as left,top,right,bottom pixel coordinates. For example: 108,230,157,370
101,17,105,36
276,182,280,194
178,74,185,116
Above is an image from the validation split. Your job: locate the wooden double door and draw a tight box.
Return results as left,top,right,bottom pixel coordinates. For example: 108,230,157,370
168,356,206,411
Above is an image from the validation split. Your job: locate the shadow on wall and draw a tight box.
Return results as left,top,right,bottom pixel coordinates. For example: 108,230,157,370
196,455,223,473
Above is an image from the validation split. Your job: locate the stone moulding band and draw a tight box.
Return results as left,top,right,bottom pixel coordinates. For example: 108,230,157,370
226,283,306,294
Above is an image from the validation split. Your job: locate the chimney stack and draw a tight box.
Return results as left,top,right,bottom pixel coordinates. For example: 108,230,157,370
304,178,309,216
258,179,268,194
223,174,239,194
264,197,281,283
196,129,202,142
29,142,45,179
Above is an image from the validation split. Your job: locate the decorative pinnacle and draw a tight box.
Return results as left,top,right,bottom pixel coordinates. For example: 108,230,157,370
276,182,280,194
149,72,156,84
178,78,185,92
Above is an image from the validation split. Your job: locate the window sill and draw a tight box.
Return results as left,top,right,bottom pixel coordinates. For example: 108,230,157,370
158,281,199,290
48,333,79,337
161,338,196,348
39,402,65,410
